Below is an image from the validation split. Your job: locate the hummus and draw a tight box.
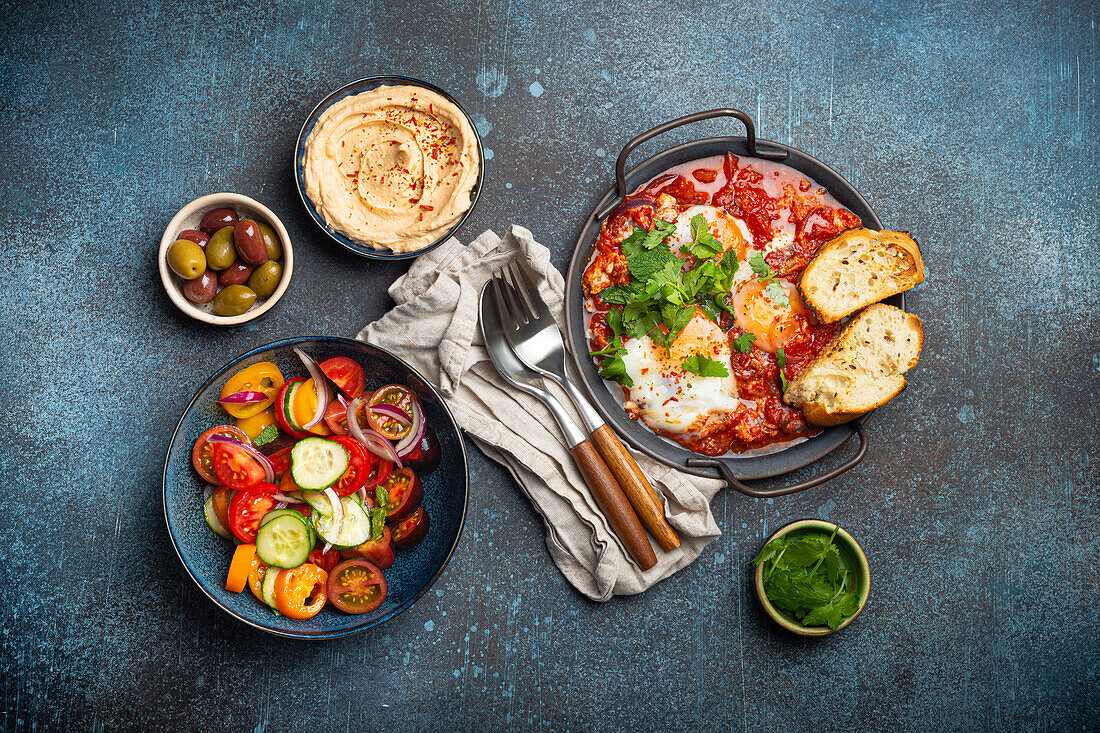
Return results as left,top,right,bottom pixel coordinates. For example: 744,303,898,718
303,85,480,253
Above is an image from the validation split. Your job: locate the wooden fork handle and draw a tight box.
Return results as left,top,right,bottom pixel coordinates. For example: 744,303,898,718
570,440,657,570
591,425,682,551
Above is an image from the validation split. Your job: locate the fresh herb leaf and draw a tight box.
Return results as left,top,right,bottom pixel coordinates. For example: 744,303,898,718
752,537,788,566
599,355,633,387
800,592,861,630
764,568,836,615
765,280,790,308
732,332,756,353
597,285,638,305
681,354,730,378
375,485,389,510
621,219,676,255
626,242,678,281
776,347,788,391
782,537,830,568
369,506,387,540
252,423,279,447
661,303,695,341
748,252,772,278
681,213,723,259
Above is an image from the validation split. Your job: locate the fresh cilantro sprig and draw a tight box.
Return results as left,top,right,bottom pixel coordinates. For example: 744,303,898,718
752,526,861,630
748,252,790,308
591,216,752,386
681,354,730,378
732,332,756,353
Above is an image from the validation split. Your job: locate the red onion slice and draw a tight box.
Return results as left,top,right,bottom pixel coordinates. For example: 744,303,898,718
394,399,425,458
347,398,403,467
218,390,269,405
324,487,343,537
203,484,216,502
272,492,303,504
293,348,330,430
371,403,412,426
207,434,275,484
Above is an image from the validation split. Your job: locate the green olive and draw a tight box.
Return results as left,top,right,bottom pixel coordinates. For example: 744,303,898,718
166,239,206,280
257,221,283,261
206,226,238,270
248,260,283,299
213,284,257,316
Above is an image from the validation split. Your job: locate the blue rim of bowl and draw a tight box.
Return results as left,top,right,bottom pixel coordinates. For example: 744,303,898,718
161,335,470,639
293,76,485,260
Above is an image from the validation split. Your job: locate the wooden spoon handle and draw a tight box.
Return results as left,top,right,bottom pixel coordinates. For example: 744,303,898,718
590,425,682,551
570,440,657,570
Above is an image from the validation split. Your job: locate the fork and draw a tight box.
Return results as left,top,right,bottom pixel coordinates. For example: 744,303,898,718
492,259,682,552
480,281,658,570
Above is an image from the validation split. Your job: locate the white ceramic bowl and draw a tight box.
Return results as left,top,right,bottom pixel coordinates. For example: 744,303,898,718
159,193,294,326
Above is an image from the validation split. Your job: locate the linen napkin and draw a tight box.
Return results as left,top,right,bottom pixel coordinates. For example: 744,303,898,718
358,226,725,601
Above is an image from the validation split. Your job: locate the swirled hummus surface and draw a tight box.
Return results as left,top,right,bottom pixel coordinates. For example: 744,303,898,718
303,85,479,253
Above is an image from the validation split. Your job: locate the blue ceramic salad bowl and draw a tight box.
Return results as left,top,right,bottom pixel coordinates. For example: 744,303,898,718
162,336,468,639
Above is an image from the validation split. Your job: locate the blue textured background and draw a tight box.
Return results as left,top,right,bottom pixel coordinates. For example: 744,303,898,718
2,0,1097,730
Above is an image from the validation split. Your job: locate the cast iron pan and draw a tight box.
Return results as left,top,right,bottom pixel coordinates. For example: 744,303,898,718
564,109,904,498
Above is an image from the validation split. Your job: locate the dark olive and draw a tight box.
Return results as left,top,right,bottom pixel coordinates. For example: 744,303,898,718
183,269,218,304
218,262,254,286
213,284,257,316
247,260,282,298
177,229,209,247
206,227,237,270
200,208,239,235
404,425,441,474
234,219,267,265
166,239,206,280
257,221,282,261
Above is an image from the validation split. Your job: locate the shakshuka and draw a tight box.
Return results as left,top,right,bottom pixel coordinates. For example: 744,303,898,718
582,153,861,456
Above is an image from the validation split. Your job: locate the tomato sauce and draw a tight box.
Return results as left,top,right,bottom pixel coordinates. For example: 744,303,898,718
582,153,862,456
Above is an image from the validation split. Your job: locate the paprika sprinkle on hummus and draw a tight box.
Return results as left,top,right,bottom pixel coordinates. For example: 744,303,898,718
302,85,479,253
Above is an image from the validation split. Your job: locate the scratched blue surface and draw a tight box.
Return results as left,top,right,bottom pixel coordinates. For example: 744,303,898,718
2,0,1098,730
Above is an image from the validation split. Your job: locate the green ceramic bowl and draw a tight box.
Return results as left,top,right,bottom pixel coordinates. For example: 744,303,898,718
754,519,870,636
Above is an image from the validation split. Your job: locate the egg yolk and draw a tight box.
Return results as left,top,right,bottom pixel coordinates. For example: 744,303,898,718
733,278,807,352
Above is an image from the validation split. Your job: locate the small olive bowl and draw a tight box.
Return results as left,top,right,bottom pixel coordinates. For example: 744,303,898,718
754,519,870,637
158,193,294,326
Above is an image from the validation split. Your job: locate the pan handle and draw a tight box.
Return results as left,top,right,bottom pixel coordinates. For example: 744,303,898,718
685,422,868,498
596,108,788,219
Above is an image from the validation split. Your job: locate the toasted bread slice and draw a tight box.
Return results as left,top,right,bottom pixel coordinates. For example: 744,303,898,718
783,303,923,426
800,228,924,324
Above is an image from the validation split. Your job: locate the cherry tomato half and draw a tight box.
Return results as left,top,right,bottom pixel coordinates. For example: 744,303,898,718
274,563,328,619
219,362,285,419
320,356,366,399
367,385,416,441
325,436,371,497
403,425,441,475
342,526,394,569
362,455,393,491
390,506,429,549
228,484,279,543
212,441,267,490
192,425,250,483
323,400,350,435
211,485,233,530
248,554,269,600
308,546,340,574
327,559,387,614
268,446,293,479
274,377,310,440
380,468,422,520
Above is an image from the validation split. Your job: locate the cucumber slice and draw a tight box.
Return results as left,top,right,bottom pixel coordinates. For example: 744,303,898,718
283,381,305,433
290,437,348,491
256,513,313,569
203,496,233,540
300,491,335,514
261,508,317,545
313,497,370,549
260,567,282,612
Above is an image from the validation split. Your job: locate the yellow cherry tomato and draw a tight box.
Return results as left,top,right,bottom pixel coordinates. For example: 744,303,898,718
274,563,328,619
234,408,275,441
291,378,331,436
220,362,285,419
